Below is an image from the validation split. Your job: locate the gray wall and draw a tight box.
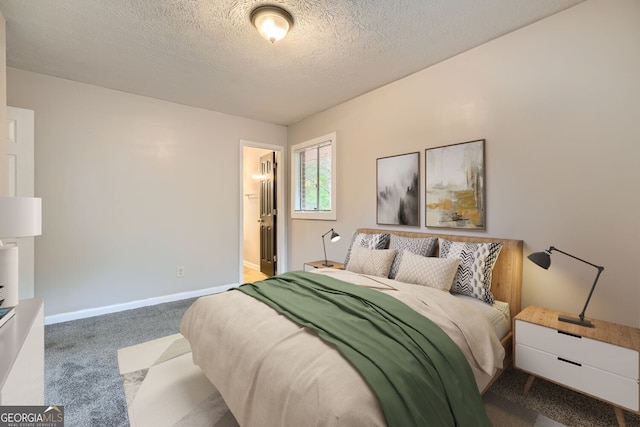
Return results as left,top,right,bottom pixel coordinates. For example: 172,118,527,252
287,0,640,327
7,69,287,316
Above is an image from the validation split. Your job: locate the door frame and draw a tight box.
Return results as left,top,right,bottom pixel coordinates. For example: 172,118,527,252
239,140,287,283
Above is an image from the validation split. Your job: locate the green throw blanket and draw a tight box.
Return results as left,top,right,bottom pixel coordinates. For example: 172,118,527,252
236,271,491,427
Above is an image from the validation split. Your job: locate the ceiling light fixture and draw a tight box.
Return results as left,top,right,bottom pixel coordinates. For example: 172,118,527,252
250,5,293,43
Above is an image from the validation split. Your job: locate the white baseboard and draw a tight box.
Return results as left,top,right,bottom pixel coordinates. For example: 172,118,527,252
44,283,239,325
243,260,260,270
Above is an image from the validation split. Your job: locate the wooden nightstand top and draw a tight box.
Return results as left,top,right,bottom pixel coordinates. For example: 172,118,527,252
304,260,344,270
515,305,640,352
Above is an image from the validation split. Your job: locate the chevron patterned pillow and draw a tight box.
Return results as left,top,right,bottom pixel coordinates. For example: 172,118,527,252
438,238,503,304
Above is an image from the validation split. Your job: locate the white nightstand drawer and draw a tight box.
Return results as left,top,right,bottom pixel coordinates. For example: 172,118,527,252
516,344,639,411
515,320,639,379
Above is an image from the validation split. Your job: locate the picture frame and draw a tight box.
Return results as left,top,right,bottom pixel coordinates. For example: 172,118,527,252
376,152,420,226
425,139,485,229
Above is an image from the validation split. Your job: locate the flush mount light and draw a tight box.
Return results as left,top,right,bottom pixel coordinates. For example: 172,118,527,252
250,5,294,43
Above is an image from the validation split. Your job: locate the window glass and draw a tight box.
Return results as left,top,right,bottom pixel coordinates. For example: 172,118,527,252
291,133,336,220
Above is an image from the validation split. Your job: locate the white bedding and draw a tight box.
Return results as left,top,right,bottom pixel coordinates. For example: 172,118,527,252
309,268,506,380
314,268,511,340
451,294,511,340
181,269,505,427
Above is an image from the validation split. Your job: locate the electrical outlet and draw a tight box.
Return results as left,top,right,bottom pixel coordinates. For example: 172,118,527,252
176,267,184,278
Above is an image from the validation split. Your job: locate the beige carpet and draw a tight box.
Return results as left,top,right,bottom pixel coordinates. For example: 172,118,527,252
117,334,570,427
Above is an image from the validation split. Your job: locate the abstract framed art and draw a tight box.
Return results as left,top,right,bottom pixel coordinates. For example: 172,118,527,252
425,139,485,229
376,152,420,226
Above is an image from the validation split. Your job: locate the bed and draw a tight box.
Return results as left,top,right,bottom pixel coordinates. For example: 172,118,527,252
180,229,523,427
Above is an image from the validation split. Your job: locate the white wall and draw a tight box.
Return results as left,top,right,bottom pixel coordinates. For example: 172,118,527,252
288,0,640,327
0,11,6,195
7,68,287,316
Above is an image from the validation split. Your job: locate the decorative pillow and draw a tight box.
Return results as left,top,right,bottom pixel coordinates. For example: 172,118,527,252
346,246,397,277
438,238,503,304
388,235,438,279
395,251,460,291
343,232,390,267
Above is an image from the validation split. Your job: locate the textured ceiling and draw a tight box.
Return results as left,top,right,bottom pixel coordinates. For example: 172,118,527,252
0,0,584,125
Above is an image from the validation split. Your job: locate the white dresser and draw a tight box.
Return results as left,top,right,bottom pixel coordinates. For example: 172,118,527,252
514,305,640,427
0,298,45,405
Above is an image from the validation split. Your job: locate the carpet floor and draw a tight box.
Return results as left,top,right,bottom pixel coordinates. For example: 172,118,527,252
45,298,198,427
117,333,564,427
45,297,640,427
489,366,640,427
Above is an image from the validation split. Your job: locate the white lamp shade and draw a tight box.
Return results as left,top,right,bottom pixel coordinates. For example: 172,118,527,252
0,246,18,307
0,197,42,239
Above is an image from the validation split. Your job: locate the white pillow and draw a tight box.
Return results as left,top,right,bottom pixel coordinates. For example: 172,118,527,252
395,250,460,291
343,232,390,267
387,235,438,279
346,246,397,277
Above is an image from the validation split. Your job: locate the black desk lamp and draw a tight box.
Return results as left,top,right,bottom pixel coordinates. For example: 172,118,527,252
321,229,341,267
528,246,604,328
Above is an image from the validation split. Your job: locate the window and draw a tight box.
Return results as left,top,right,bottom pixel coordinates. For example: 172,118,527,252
291,132,336,220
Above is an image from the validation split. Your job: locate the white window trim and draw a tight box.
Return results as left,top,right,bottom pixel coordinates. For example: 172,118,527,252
290,132,337,220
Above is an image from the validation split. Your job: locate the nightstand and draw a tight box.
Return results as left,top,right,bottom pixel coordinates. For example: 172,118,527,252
514,305,640,427
304,260,344,271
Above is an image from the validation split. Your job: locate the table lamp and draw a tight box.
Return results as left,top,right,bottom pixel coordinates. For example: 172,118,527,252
321,229,340,267
528,246,604,328
0,197,42,308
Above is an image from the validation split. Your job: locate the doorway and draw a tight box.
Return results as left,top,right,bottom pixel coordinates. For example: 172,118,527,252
240,141,286,284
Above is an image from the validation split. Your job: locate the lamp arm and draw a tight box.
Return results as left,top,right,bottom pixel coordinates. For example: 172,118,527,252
321,229,338,267
321,229,334,266
577,266,604,322
548,246,605,322
548,246,604,270
322,236,328,266
321,229,335,238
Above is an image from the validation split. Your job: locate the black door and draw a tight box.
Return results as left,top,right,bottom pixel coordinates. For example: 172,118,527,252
259,152,277,276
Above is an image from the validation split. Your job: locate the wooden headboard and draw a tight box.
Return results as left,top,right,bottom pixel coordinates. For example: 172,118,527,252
356,228,523,320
